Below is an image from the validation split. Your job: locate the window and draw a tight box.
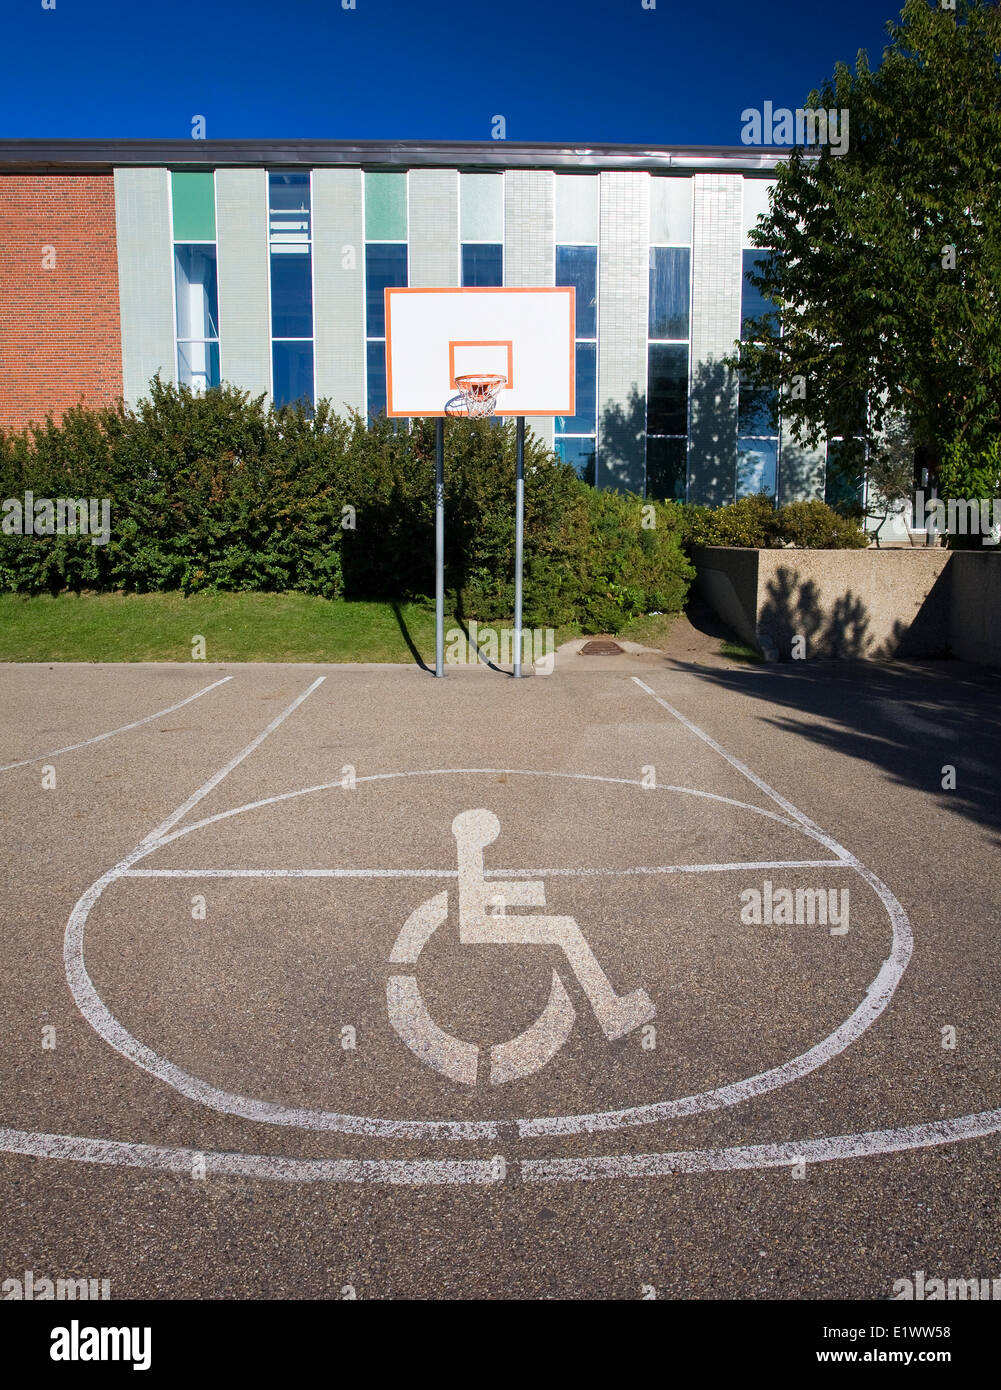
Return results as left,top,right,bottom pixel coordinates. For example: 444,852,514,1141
556,246,597,338
364,243,407,418
461,243,502,287
460,172,503,289
737,439,778,498
269,172,314,410
646,187,691,500
364,173,409,421
647,343,689,436
736,250,779,498
556,437,595,486
365,244,407,339
825,437,866,512
646,437,687,500
556,244,598,479
171,173,220,392
649,246,690,341
741,250,776,338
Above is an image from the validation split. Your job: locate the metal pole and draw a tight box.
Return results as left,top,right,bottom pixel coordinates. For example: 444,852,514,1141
435,416,445,677
513,416,525,679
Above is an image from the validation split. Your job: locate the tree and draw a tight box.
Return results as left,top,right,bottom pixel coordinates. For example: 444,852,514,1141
735,0,1001,480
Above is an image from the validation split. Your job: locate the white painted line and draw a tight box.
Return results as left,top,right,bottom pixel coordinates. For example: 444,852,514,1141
0,1129,497,1185
135,676,327,851
146,773,826,856
64,767,909,1141
522,1109,1001,1180
3,1102,1000,1184
122,859,843,880
63,685,498,1140
632,677,853,862
64,680,502,1143
0,676,233,773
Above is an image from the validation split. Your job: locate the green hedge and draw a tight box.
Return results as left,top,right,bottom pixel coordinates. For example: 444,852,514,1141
0,379,693,630
681,493,869,550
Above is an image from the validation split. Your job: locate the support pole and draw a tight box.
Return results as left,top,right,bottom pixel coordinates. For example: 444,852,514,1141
513,416,525,678
435,416,445,677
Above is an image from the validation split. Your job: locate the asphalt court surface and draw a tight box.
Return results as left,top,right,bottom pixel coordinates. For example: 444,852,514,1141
1,658,999,1297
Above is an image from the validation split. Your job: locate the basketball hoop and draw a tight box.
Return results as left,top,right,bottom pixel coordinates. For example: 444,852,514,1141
445,373,507,419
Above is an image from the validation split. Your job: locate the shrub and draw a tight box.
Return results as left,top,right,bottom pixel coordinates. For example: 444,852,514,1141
0,380,694,630
684,492,779,548
775,499,869,549
679,493,869,550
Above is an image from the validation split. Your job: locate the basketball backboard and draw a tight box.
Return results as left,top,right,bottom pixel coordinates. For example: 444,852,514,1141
384,287,575,417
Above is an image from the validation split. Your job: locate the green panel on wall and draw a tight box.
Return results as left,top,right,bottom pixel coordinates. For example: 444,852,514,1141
365,172,407,240
171,171,216,241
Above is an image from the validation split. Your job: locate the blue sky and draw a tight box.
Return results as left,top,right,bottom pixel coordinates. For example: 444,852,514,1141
3,0,898,144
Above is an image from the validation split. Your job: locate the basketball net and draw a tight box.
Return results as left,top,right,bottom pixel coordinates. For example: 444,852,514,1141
444,373,507,419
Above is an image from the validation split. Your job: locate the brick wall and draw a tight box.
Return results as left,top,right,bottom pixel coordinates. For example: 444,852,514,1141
0,174,122,432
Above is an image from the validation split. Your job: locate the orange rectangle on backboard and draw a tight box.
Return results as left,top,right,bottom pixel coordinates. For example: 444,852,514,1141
448,341,514,390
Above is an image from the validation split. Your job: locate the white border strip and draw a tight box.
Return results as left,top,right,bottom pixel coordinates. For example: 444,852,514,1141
3,1106,1000,1184
0,676,233,773
0,1129,496,1185
522,1110,1001,1180
122,859,842,880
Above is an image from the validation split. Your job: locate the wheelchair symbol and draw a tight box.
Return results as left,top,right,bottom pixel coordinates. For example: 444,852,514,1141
386,809,656,1085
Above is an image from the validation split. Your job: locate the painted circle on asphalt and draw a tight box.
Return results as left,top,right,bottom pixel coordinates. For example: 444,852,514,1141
65,769,913,1141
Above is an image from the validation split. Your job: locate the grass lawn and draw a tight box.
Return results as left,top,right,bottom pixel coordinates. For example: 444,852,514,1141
0,592,455,664
719,637,764,663
0,592,680,664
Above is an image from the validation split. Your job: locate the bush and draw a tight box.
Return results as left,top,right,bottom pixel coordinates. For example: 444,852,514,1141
683,492,779,548
0,379,694,630
774,499,869,549
937,437,1001,550
679,492,869,550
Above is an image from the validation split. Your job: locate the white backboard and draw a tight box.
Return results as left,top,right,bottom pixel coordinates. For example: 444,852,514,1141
384,287,575,417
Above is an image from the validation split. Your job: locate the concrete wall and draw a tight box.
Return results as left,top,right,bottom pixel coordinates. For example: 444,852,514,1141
688,175,742,506
505,170,554,451
114,168,175,406
691,546,996,662
313,168,365,415
596,171,649,493
948,552,1001,666
215,169,270,398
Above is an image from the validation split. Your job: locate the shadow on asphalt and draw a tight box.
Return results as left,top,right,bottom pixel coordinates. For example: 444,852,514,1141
667,657,1001,846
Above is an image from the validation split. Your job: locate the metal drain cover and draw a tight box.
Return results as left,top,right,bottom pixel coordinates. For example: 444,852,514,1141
580,640,625,655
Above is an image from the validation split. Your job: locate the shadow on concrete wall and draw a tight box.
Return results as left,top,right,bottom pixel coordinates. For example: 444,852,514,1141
756,562,952,661
680,659,1001,845
688,356,737,508
598,386,646,494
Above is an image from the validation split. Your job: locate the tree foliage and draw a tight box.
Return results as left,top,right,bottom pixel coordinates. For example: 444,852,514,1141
736,0,1001,473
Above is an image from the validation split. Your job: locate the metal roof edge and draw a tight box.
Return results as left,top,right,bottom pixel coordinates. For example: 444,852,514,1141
0,138,796,174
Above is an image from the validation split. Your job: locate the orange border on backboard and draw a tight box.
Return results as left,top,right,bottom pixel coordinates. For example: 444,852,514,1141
384,286,575,418
448,341,514,391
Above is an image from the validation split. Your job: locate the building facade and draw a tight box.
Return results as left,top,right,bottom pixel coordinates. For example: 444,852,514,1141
0,139,842,508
